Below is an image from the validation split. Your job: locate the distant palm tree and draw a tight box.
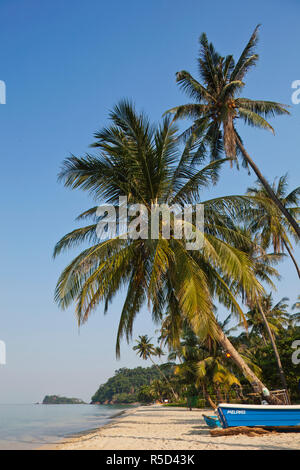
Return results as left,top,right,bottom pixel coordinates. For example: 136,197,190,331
153,346,164,360
172,325,241,408
149,379,164,402
247,175,300,278
133,335,177,399
54,101,276,401
171,326,217,408
245,294,290,393
133,335,156,360
165,26,300,237
231,227,289,395
246,295,290,341
291,295,300,325
196,356,241,404
292,295,300,311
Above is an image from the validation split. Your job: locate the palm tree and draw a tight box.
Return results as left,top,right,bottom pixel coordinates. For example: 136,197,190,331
230,226,289,396
247,175,300,278
165,26,300,238
149,379,165,402
196,356,241,404
246,295,289,344
245,294,290,394
54,100,276,401
153,346,165,360
133,335,157,360
291,295,300,325
132,335,175,395
292,295,300,311
173,325,241,408
170,325,216,408
133,335,178,400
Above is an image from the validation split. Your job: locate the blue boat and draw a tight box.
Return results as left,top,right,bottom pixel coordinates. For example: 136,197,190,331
203,414,221,429
217,403,300,428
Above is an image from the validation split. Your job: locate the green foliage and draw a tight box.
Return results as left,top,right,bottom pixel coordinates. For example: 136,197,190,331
137,385,154,403
247,176,300,277
91,365,174,404
91,306,300,406
251,326,300,402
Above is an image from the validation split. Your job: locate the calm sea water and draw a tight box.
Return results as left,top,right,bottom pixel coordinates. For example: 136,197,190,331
0,404,131,450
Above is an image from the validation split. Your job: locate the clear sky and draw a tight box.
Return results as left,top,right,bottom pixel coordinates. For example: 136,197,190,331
0,0,299,403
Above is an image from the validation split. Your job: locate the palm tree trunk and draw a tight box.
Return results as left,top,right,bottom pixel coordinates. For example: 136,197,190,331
261,330,268,346
257,302,290,399
202,384,217,410
150,358,178,401
236,386,246,402
282,239,300,279
217,326,281,404
236,137,300,238
214,383,223,403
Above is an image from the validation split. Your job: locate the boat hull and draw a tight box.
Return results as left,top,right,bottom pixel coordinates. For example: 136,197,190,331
203,414,221,429
217,404,300,428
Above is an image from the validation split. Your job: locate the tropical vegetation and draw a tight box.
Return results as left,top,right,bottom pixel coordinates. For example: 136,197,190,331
91,301,300,406
91,366,175,404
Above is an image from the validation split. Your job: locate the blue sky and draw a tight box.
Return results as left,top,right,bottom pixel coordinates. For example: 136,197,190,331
0,0,299,403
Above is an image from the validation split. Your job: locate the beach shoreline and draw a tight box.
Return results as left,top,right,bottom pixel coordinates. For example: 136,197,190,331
39,405,300,450
37,407,136,450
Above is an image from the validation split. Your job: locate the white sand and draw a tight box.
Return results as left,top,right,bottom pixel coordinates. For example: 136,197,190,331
52,405,300,450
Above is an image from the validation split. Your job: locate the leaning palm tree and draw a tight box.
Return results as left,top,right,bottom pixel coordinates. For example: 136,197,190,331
245,294,290,395
133,335,177,399
247,175,300,278
165,26,300,237
54,100,276,401
231,226,289,395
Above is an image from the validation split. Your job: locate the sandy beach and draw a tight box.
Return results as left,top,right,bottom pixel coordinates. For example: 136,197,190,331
49,405,300,450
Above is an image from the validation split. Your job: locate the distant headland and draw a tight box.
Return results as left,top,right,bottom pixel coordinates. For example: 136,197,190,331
42,395,86,405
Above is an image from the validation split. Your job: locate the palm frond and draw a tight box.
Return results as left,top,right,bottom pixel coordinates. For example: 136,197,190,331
230,25,260,81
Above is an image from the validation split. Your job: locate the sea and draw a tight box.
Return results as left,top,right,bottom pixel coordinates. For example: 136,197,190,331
0,403,131,450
